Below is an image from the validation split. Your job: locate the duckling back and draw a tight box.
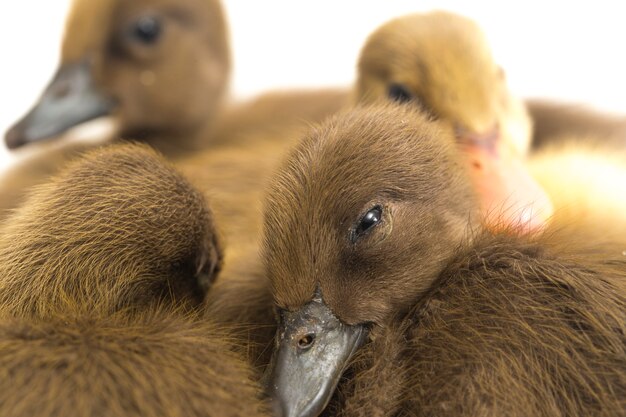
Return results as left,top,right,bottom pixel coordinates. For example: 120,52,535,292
0,143,268,416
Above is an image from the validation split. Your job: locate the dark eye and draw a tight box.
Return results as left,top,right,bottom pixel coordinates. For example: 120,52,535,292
353,206,383,242
131,16,162,45
388,84,413,103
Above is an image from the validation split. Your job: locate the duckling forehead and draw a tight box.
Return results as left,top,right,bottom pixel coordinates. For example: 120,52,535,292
62,0,118,62
61,0,227,63
267,105,460,222
363,12,500,130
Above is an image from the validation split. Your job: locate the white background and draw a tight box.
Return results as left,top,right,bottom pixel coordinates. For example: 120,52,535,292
1,1,625,170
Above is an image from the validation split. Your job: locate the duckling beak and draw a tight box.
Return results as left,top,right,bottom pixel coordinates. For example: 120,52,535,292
457,127,554,232
5,60,113,149
266,298,367,417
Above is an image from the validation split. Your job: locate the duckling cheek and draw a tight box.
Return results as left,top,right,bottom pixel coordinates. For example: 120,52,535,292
139,70,156,87
266,299,367,417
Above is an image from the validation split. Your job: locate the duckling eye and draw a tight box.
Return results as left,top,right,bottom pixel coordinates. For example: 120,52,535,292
131,16,162,45
353,206,383,242
388,84,413,103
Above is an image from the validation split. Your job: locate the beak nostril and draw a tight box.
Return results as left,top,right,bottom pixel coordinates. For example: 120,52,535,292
50,81,72,99
297,334,315,350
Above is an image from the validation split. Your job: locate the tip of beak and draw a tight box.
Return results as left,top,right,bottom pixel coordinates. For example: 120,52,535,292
4,125,26,150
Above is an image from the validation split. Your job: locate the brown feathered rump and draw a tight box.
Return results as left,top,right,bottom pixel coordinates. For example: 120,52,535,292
263,104,626,417
0,143,220,317
0,143,268,416
0,310,268,417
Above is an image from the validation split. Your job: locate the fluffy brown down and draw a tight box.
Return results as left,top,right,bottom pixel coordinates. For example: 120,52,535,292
0,311,267,417
0,143,220,317
263,104,626,416
0,144,268,417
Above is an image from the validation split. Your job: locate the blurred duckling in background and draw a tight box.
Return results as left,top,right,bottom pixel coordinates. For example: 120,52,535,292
0,0,230,217
354,11,625,232
0,144,268,417
5,0,230,154
0,0,347,218
355,11,552,231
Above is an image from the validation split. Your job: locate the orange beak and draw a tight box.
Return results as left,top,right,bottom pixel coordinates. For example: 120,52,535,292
459,128,553,233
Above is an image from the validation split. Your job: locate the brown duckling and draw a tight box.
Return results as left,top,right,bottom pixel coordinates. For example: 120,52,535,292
354,11,553,231
0,0,230,217
0,143,269,416
263,104,626,417
189,10,624,370
0,143,221,317
0,0,348,219
199,10,625,369
5,0,230,154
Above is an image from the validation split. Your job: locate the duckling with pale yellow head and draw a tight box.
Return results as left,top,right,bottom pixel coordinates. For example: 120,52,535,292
354,11,553,231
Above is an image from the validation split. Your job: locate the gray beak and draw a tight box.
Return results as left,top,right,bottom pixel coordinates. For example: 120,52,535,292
266,297,368,417
5,59,114,149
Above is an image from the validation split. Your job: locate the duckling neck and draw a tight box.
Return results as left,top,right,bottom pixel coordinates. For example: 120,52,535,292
119,117,216,159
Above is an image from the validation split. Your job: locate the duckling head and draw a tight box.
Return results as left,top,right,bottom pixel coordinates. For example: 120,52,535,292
5,0,229,150
263,104,478,417
356,11,530,152
355,11,551,230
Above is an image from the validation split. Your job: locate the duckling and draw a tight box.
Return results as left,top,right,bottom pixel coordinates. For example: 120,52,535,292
199,10,625,369
0,0,230,217
5,0,230,154
0,143,221,317
354,11,554,231
263,104,626,417
0,0,348,218
0,143,269,416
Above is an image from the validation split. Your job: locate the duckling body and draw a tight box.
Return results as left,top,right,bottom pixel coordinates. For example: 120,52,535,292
0,144,268,416
0,143,221,316
0,311,268,417
528,99,626,151
264,105,626,417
